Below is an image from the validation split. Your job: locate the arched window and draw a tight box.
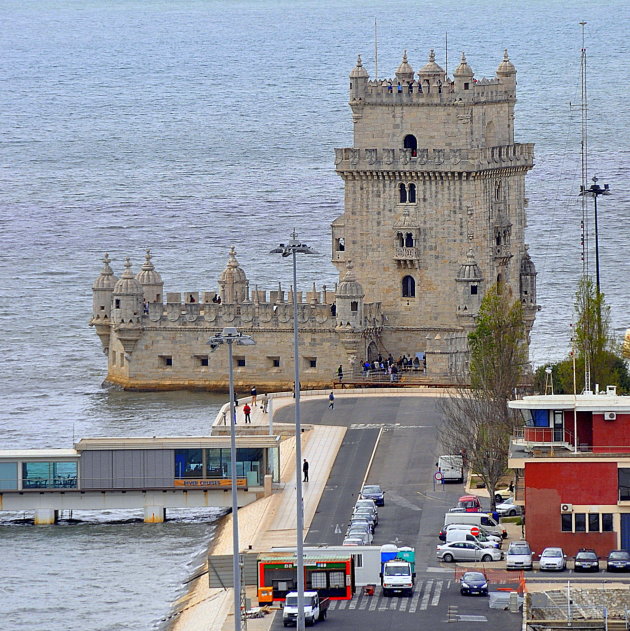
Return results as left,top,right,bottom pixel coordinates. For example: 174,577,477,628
405,232,414,247
350,301,358,313
397,232,405,247
403,134,418,157
408,183,416,203
335,237,345,252
399,183,407,203
497,274,503,294
402,275,416,297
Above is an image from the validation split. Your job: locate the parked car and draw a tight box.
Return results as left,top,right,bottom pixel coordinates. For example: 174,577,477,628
539,547,566,571
436,541,502,563
352,507,378,527
449,495,482,513
443,523,502,545
495,497,521,517
342,536,365,546
506,541,533,570
606,550,630,572
360,484,385,506
574,549,599,572
445,529,500,549
348,516,374,534
355,498,378,513
345,528,372,545
459,571,489,596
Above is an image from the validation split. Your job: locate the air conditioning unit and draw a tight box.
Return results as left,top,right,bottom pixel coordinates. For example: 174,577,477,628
604,412,617,421
560,503,573,513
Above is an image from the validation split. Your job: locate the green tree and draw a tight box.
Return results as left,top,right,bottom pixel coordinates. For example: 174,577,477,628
439,285,528,508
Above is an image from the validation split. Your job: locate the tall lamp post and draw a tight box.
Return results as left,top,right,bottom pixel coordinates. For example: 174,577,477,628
208,326,256,631
270,232,317,631
580,175,611,294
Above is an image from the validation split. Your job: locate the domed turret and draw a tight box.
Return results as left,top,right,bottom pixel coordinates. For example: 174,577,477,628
456,249,483,319
335,260,365,329
218,246,248,304
92,253,118,322
112,258,144,325
418,49,445,90
350,54,369,101
453,52,474,92
395,50,414,84
496,49,516,87
135,249,164,303
519,246,537,307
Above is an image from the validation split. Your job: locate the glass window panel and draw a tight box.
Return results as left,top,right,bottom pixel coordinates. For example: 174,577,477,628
588,513,600,532
0,462,18,490
574,513,586,532
174,449,203,478
602,513,613,531
619,468,630,501
206,449,225,478
329,572,345,588
310,572,327,589
561,514,572,532
52,462,77,488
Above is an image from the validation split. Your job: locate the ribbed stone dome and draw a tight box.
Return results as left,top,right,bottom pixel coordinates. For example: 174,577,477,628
395,51,414,82
337,261,364,297
496,49,516,76
454,52,474,78
349,55,369,78
520,249,536,275
135,249,163,286
219,246,247,285
113,258,143,295
93,253,118,290
456,250,483,281
418,49,445,76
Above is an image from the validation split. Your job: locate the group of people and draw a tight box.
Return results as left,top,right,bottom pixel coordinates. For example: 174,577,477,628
362,353,425,378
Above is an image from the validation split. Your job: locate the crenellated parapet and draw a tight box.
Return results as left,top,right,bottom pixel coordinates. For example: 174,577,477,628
335,144,534,175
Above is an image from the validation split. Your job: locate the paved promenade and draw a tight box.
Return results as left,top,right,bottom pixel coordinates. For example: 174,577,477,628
169,391,347,631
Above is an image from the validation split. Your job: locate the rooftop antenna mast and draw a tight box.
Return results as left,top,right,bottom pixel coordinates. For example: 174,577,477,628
445,31,448,77
374,18,378,81
579,21,589,277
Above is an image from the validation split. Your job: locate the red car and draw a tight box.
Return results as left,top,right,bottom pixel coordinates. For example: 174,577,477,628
455,495,482,512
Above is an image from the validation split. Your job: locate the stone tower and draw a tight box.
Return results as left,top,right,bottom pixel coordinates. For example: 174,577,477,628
333,49,537,371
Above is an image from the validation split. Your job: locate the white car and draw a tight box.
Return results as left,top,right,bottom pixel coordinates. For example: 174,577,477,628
539,547,566,571
496,497,521,517
436,541,502,563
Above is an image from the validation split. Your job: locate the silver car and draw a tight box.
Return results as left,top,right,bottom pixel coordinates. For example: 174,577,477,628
436,541,502,563
506,541,533,570
539,547,566,571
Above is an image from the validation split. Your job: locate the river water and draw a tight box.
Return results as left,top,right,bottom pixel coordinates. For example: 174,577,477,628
0,0,628,628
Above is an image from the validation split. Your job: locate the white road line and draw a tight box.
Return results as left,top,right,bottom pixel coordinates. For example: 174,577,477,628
419,579,433,610
399,595,410,612
329,600,338,610
458,615,488,622
431,580,443,606
358,594,369,610
408,581,423,613
378,594,389,611
368,593,379,611
338,600,348,610
389,596,398,609
348,595,359,610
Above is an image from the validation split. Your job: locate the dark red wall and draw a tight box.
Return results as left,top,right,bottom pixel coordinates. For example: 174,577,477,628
592,413,630,453
524,461,617,557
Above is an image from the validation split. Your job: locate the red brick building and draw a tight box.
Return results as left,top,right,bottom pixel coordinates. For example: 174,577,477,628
508,386,630,556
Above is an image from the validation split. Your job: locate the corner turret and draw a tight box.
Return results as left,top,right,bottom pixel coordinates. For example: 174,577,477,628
395,50,414,85
418,49,445,92
456,249,483,320
90,253,118,353
135,249,163,304
112,258,144,326
496,49,516,88
218,246,248,304
519,246,537,309
349,54,369,103
453,52,474,92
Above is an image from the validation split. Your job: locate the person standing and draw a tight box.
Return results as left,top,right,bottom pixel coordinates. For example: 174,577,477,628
337,365,343,382
243,403,251,423
328,391,335,409
302,458,309,482
260,393,268,414
251,386,257,405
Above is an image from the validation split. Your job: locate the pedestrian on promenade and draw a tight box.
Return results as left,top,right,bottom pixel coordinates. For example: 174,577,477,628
328,392,335,409
337,365,343,382
251,386,257,405
303,458,309,482
260,393,268,413
243,403,251,423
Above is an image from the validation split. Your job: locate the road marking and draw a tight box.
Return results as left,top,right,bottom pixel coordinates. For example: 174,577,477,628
349,423,430,430
338,600,348,610
328,601,338,610
358,594,369,610
420,580,433,610
408,582,422,613
399,595,410,612
431,580,443,606
426,566,452,573
334,523,341,534
348,595,358,610
389,596,397,609
378,594,388,611
458,615,488,622
386,491,422,511
368,593,379,611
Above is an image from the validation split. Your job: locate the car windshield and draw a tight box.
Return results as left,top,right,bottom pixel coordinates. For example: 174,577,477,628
610,551,630,560
462,572,485,582
384,566,410,576
509,545,530,555
363,485,382,494
578,552,597,560
543,549,562,557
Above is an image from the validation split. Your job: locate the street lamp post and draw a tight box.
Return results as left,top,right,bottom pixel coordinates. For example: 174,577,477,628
270,232,316,631
208,327,256,631
580,175,611,294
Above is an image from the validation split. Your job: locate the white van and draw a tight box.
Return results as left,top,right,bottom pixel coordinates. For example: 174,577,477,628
444,523,502,545
445,529,499,549
437,455,464,483
443,512,507,539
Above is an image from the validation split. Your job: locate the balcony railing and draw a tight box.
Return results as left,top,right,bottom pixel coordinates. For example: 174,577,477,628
394,246,418,260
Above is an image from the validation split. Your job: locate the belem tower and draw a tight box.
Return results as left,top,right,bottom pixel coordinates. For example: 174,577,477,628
90,49,538,392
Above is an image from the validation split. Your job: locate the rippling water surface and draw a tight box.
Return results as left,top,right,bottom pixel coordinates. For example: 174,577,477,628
0,0,628,628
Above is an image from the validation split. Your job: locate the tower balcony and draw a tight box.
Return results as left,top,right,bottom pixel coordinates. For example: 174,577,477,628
394,246,419,268
493,244,512,261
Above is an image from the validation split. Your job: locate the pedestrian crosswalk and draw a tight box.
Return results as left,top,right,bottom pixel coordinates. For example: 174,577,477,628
328,579,449,614
349,423,430,430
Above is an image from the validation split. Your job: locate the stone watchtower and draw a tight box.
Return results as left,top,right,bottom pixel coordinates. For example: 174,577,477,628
333,49,537,373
